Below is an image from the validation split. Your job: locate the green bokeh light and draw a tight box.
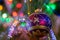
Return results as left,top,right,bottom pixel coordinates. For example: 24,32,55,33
20,22,26,27
48,3,56,10
1,18,5,22
44,3,56,15
5,18,11,23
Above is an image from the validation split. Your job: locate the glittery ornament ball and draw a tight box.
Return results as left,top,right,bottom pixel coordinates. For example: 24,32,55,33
29,13,52,29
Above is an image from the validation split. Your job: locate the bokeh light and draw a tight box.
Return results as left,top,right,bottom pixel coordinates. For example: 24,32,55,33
6,18,11,23
8,0,13,2
48,3,56,10
44,3,56,15
12,11,18,17
20,22,26,27
16,3,22,9
0,5,3,11
28,12,30,15
22,18,25,21
29,0,32,2
7,0,13,4
1,18,5,22
2,13,8,18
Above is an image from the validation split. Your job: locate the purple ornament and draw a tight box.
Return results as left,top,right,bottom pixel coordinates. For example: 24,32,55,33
29,13,52,29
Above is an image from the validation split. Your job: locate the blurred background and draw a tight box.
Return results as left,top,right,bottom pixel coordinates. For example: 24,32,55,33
0,0,60,40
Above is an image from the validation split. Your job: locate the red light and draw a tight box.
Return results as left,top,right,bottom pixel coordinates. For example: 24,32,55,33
16,3,22,9
12,11,18,17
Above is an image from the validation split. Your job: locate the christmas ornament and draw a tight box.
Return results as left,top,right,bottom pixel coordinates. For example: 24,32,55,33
29,13,52,29
29,13,56,40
